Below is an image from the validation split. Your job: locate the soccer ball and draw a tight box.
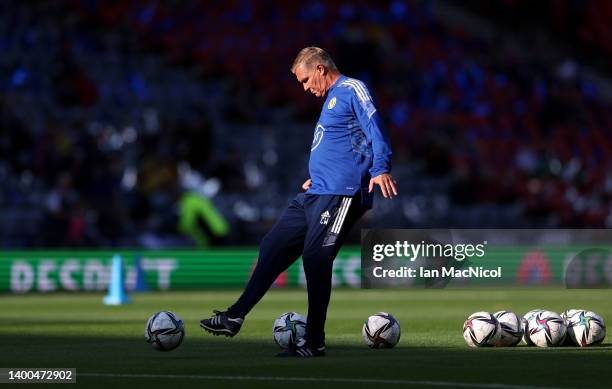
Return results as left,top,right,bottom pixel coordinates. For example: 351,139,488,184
561,309,582,321
526,310,566,347
272,312,306,349
362,312,401,348
563,309,606,347
463,312,501,347
560,309,583,346
145,311,185,351
521,309,544,345
493,311,523,347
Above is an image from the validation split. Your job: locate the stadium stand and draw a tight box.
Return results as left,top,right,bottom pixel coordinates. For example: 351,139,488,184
0,0,610,247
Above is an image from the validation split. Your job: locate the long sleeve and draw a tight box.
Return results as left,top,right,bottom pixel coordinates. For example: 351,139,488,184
350,87,393,177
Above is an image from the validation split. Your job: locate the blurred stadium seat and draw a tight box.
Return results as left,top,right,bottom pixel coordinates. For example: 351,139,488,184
0,0,610,248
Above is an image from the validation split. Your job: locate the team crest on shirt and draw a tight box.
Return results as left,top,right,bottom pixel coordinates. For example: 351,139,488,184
327,96,336,109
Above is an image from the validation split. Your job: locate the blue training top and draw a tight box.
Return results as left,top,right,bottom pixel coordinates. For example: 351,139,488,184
306,74,392,206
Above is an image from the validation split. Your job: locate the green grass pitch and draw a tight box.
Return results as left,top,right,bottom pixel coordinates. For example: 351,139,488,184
1,289,611,388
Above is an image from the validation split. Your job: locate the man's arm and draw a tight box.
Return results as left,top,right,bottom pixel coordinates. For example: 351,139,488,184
350,85,398,198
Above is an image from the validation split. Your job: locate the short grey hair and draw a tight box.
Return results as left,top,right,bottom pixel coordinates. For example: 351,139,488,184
291,46,338,73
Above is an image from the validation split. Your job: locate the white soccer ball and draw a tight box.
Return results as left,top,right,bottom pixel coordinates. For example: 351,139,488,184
145,311,185,351
362,312,401,348
521,309,544,345
561,309,582,321
563,309,606,347
493,310,523,347
463,312,501,347
526,310,566,347
272,312,306,349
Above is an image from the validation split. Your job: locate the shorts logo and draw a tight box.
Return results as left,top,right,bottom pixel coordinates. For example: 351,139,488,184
322,197,353,247
327,96,336,109
320,210,331,225
311,124,325,151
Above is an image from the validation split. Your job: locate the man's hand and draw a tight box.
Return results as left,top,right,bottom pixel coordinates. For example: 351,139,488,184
369,173,398,198
302,178,312,191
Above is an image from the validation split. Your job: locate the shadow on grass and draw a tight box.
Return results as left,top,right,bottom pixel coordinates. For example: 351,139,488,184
0,333,610,389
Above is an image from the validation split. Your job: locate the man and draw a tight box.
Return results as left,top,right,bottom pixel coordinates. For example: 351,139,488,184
200,47,397,357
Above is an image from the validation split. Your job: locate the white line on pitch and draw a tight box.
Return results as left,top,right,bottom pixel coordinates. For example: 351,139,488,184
79,373,563,389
